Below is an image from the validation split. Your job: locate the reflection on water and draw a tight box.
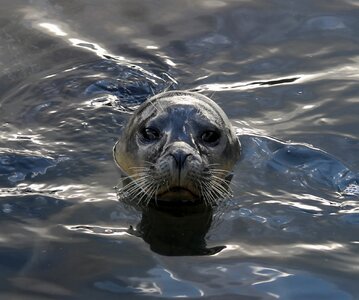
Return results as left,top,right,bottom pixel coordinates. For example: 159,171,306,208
132,204,225,256
0,0,358,299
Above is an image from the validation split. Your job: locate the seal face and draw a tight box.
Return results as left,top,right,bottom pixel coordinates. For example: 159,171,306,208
114,91,241,206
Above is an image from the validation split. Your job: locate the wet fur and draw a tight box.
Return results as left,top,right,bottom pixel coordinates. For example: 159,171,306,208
114,91,240,207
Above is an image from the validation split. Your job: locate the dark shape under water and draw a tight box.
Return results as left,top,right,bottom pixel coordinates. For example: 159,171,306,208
129,202,225,256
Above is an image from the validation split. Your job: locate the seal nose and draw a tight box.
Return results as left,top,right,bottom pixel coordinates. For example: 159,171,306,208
170,148,191,169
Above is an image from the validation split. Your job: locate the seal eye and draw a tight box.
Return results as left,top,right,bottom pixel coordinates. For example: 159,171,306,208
140,127,160,142
201,130,221,145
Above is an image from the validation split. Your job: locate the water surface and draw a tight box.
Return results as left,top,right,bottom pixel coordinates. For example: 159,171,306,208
0,1,358,299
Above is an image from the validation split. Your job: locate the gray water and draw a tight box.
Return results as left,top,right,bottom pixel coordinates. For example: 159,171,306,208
0,1,358,299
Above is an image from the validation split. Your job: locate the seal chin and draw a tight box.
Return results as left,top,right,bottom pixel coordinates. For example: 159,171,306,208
157,187,199,202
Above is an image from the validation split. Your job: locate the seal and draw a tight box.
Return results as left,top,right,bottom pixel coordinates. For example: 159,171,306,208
113,91,241,206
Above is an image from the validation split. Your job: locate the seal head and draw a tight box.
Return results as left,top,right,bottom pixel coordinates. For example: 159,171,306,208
114,91,240,206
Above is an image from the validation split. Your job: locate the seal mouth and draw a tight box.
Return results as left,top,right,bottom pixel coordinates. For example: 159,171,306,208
157,187,199,202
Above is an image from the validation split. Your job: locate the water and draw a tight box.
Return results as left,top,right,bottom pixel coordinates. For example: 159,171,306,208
0,0,358,299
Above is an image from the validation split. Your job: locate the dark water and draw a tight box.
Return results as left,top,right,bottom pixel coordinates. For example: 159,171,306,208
1,0,358,299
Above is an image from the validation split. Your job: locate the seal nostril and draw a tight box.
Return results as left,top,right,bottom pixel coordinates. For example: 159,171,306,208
170,151,191,169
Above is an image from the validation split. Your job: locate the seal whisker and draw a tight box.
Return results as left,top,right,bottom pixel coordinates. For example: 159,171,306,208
146,184,159,206
127,175,153,184
135,182,156,205
201,181,218,206
120,183,145,197
123,176,151,185
203,190,216,207
205,190,217,207
207,163,222,168
211,181,232,199
208,168,237,188
208,169,229,174
195,179,207,205
210,174,235,188
153,184,160,206
119,177,151,193
117,173,155,202
211,175,233,194
122,181,148,197
208,168,231,175
198,181,210,206
140,184,156,206
204,173,233,203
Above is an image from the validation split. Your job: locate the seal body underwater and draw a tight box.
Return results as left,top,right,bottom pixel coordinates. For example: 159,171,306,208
113,91,241,206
